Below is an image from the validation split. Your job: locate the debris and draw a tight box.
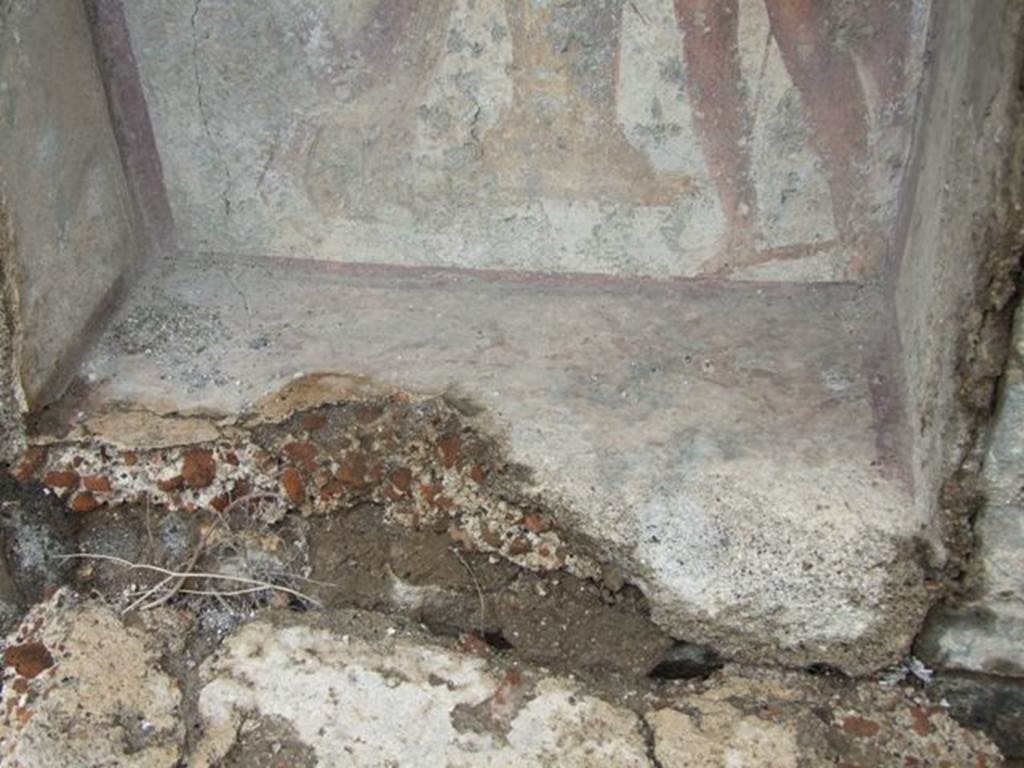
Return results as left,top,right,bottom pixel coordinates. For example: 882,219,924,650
57,552,321,611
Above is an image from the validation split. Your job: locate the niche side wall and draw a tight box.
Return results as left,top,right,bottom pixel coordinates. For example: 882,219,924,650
893,0,1024,679
0,0,141,427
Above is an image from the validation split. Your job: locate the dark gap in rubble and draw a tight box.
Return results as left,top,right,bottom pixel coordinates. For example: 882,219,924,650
637,714,666,768
928,670,1024,761
481,629,514,651
647,641,722,681
0,472,76,616
805,662,851,679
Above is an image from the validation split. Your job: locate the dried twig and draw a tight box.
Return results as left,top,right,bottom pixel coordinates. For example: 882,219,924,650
143,493,156,561
174,586,275,597
57,553,321,608
450,546,486,634
136,544,205,611
221,491,282,516
123,585,275,601
121,573,177,615
263,570,337,587
123,511,223,613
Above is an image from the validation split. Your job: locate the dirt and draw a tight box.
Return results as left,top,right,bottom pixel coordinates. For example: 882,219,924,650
56,495,672,679
307,502,671,676
1,377,678,682
0,472,76,607
218,715,318,768
0,376,1017,762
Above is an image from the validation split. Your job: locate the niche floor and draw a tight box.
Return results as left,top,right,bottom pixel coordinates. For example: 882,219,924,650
25,252,930,674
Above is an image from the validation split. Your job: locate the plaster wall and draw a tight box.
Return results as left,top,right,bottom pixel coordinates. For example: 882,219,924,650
0,0,1022,689
111,0,929,281
918,305,1024,677
0,0,140,411
893,0,1024,674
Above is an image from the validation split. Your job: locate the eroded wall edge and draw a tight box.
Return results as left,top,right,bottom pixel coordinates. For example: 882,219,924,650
895,0,1024,582
0,198,26,464
891,0,1024,752
0,0,144,415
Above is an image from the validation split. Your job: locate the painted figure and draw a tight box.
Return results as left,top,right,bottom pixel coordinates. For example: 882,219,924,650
298,0,912,271
482,0,693,204
674,0,912,268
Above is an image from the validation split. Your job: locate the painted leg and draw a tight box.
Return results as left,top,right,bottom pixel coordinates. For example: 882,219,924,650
860,0,912,107
675,0,760,258
764,0,870,242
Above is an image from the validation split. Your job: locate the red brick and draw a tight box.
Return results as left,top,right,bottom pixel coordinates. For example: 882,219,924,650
12,447,47,483
43,470,79,489
909,706,940,737
283,441,318,468
523,514,550,534
158,475,184,492
337,454,368,489
82,475,112,493
300,412,327,432
459,632,491,657
280,466,305,505
437,435,462,469
4,642,54,678
389,467,413,494
181,449,216,489
319,478,347,500
507,537,531,556
842,716,880,738
70,492,100,513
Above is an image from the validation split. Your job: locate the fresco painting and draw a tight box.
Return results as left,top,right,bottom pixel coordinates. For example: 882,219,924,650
119,0,924,279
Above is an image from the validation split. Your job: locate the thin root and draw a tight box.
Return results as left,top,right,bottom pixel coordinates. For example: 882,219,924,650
58,552,321,609
450,545,486,634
